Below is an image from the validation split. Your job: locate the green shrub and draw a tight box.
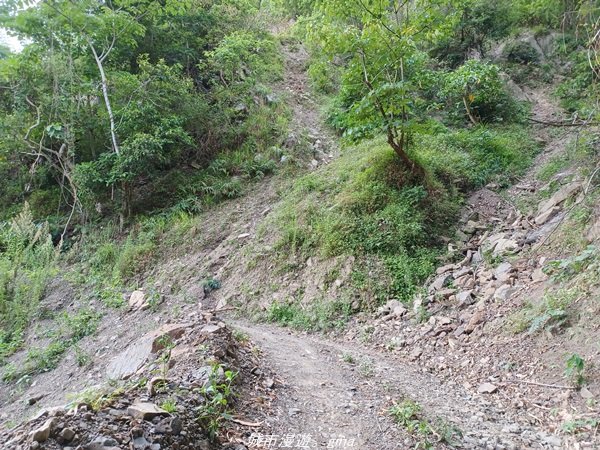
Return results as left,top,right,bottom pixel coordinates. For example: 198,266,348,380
442,60,523,124
0,204,57,360
417,125,538,190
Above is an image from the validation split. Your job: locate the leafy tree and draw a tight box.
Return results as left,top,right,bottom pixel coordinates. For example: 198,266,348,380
442,60,514,124
307,0,460,181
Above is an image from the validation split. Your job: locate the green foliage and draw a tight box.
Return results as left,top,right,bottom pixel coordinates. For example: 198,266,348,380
389,399,461,448
0,204,56,361
565,353,586,388
417,125,538,189
0,0,286,221
271,124,535,305
508,286,579,335
545,246,598,282
504,41,540,64
197,365,238,441
266,298,352,331
4,307,101,380
442,60,521,124
160,397,178,414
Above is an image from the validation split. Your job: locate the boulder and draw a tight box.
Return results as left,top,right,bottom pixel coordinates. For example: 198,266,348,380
129,290,147,310
127,402,170,420
30,419,54,443
107,323,192,379
494,262,513,283
537,181,582,216
535,206,560,225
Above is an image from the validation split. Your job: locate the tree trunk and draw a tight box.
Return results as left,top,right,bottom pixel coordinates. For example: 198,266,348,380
386,128,427,181
89,43,120,155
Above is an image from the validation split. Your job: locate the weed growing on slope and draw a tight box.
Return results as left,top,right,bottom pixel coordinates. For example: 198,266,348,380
2,308,101,382
0,204,57,361
197,365,238,441
389,399,461,448
565,353,586,388
270,125,536,307
266,298,352,331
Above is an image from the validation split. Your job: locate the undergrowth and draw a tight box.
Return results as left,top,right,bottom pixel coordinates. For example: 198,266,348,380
268,125,537,306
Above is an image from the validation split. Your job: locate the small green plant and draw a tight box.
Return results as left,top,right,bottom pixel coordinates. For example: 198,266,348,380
74,346,92,367
67,385,125,411
160,397,178,413
341,353,355,364
358,359,374,377
202,278,222,294
545,246,597,282
198,365,238,440
389,400,461,448
562,417,599,434
232,329,249,344
154,335,175,380
565,353,586,388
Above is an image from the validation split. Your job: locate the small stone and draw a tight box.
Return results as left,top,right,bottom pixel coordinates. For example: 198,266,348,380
129,290,147,310
288,408,301,416
429,273,453,292
27,394,45,406
170,417,183,435
464,309,485,334
494,262,513,282
30,418,54,443
580,387,594,399
477,382,498,394
127,402,169,420
237,233,251,239
537,181,582,216
531,268,548,283
456,290,474,307
494,284,517,301
409,347,423,360
60,427,76,442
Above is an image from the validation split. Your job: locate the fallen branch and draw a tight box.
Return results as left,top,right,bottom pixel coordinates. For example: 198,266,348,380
527,117,599,127
230,417,263,427
506,379,576,390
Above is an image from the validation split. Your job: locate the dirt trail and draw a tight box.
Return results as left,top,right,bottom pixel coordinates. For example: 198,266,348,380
232,321,541,449
221,41,575,450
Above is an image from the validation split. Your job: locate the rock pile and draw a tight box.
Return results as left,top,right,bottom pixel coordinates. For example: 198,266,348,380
0,320,272,450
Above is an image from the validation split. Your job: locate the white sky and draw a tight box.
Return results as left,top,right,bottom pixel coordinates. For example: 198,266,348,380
0,28,25,52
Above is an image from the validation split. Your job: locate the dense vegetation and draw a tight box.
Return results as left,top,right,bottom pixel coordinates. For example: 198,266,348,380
0,0,599,367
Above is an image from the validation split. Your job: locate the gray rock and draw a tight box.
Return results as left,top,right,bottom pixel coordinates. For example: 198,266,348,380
129,290,147,310
429,273,453,292
60,427,76,442
127,402,169,420
456,290,474,307
494,262,513,282
537,181,582,216
31,419,54,443
477,382,498,394
535,206,560,225
586,217,600,242
494,284,517,301
531,268,548,283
